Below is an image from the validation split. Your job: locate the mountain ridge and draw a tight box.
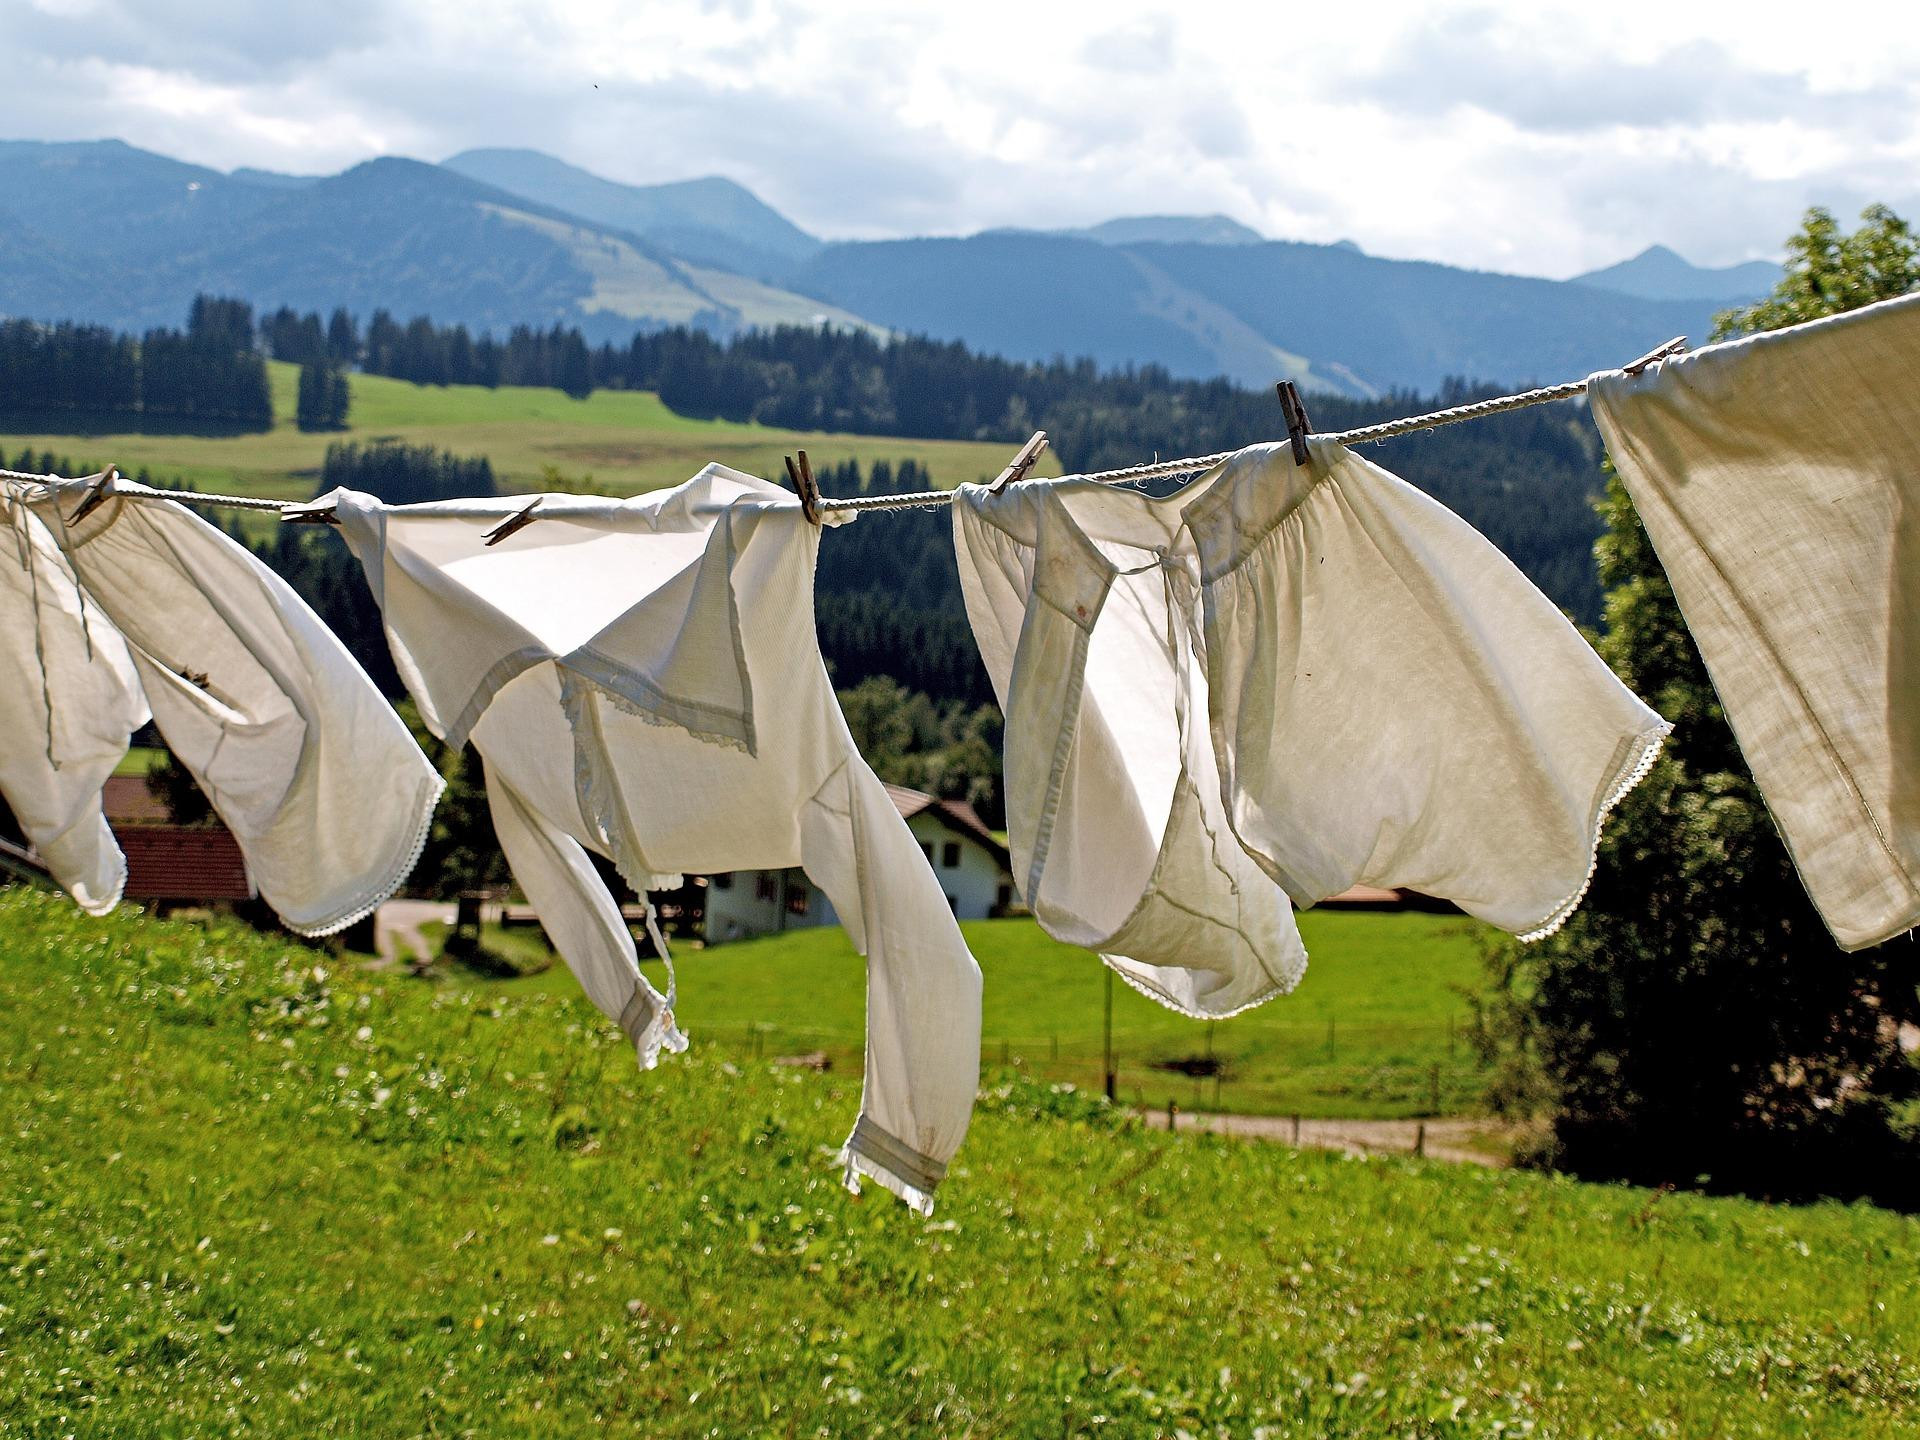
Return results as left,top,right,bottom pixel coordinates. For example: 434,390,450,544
0,137,1778,395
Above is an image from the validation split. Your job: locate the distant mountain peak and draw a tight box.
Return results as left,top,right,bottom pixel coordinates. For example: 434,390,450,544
1070,214,1267,247
1572,244,1780,304
440,148,819,276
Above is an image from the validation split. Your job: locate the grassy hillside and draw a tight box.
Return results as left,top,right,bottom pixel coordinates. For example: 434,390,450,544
469,911,1491,1120
3,361,1057,501
2,889,1916,1437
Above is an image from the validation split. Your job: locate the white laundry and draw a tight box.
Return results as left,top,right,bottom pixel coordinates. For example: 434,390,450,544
1589,292,1920,950
955,443,1668,995
954,476,1308,1019
1191,441,1669,939
0,495,146,913
328,467,983,1214
25,481,442,937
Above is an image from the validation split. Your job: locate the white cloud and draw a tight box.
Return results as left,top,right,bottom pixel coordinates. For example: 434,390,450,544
1,0,1916,274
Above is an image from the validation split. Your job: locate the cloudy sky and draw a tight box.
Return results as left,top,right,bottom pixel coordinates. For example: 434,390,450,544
4,0,1917,277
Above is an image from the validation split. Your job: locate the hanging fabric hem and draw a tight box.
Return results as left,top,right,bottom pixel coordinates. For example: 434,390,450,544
618,985,689,1070
1514,722,1671,943
278,769,447,938
838,1116,946,1216
73,849,128,918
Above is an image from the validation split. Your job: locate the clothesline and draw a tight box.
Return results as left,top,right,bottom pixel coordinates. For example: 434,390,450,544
0,335,1689,523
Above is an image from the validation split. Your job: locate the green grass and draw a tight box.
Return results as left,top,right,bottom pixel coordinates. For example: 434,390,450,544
483,910,1496,1120
4,362,1056,505
1,888,1915,1437
110,745,162,779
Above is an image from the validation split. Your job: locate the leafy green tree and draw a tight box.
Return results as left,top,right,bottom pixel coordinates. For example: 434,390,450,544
1475,206,1920,1207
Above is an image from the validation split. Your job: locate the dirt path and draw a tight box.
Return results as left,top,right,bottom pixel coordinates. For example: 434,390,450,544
1137,1108,1516,1167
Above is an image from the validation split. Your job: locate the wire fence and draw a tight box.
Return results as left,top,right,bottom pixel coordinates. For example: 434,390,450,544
697,1014,1484,1122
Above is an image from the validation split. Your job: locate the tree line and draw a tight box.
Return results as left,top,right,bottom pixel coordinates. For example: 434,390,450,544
0,295,271,429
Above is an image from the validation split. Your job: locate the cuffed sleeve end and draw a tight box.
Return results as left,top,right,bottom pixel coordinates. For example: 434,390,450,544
839,1114,947,1217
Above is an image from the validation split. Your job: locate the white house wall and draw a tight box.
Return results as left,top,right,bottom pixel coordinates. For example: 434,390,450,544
701,811,1007,943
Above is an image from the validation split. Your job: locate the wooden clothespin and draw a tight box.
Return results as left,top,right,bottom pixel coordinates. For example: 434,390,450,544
783,451,822,525
1623,335,1688,374
66,465,119,525
280,500,340,527
1276,381,1313,466
482,496,543,546
988,432,1049,494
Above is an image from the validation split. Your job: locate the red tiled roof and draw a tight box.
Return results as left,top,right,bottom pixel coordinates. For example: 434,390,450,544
116,826,254,902
102,775,170,825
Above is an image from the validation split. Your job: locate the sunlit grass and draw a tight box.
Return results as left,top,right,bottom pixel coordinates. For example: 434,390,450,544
2,887,1914,1437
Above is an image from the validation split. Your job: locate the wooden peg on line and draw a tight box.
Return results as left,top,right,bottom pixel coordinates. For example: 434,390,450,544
280,500,340,526
784,451,822,525
988,431,1049,494
1623,335,1688,374
1276,381,1313,466
66,465,119,525
482,496,543,546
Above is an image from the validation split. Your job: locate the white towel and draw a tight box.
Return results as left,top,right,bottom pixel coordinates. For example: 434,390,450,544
1589,292,1920,950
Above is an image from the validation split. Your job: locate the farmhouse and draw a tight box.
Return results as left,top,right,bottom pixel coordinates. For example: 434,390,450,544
703,783,1012,944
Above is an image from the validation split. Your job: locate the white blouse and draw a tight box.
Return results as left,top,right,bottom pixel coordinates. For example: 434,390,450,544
330,466,983,1214
955,441,1668,1006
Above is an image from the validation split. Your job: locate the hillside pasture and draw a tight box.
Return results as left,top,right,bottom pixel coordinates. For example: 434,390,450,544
1,889,1915,1437
2,361,1060,501
467,910,1498,1121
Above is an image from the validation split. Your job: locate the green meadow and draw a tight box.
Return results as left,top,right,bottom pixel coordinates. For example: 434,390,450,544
444,910,1492,1120
3,362,1056,502
2,888,1915,1438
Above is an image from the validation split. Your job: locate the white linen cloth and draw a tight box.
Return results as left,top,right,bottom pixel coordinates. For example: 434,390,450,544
955,443,1668,993
954,476,1308,1018
25,482,442,936
1588,292,1920,950
0,496,146,913
327,467,983,1213
1193,441,1669,940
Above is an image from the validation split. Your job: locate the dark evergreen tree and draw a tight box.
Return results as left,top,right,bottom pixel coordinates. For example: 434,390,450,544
325,308,360,366
295,361,350,432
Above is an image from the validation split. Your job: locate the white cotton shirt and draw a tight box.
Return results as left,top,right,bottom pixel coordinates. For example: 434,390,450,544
1191,441,1670,940
27,485,443,936
956,443,1669,1001
954,476,1308,1018
328,467,983,1214
1589,292,1920,950
0,499,147,913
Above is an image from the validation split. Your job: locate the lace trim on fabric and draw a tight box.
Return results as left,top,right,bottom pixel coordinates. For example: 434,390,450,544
618,984,688,1070
1515,722,1672,944
839,1115,947,1217
283,768,447,938
1100,942,1307,1023
593,682,751,755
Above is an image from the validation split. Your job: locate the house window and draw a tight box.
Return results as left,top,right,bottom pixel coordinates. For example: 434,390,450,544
785,875,811,916
995,883,1013,913
920,840,934,864
941,841,961,869
754,873,779,903
711,872,734,891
